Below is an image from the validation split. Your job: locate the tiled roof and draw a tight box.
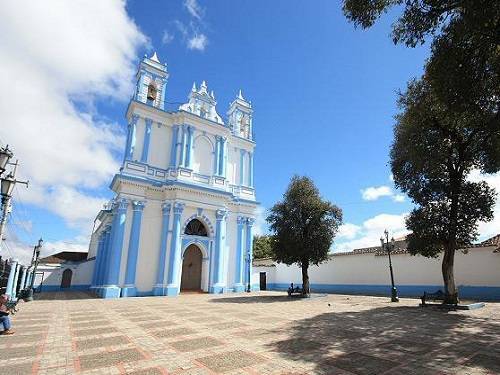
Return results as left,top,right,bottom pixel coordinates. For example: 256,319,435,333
39,252,88,264
333,234,500,257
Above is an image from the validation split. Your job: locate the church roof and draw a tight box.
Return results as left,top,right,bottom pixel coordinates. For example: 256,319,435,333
39,251,88,264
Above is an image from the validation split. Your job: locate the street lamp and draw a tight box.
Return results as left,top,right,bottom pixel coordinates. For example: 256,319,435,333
0,145,13,175
380,229,399,302
29,238,43,291
246,252,252,293
0,157,29,250
1,173,16,201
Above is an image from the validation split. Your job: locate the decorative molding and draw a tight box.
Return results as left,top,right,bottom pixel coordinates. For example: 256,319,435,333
216,209,228,220
132,200,145,211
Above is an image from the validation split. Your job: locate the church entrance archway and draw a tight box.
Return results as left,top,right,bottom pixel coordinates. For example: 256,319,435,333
61,269,72,289
180,245,203,292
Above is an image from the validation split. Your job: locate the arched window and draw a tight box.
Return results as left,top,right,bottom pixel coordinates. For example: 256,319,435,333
184,219,208,236
147,83,157,101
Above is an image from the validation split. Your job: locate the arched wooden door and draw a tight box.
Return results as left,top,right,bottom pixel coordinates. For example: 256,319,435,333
180,245,202,291
61,269,72,289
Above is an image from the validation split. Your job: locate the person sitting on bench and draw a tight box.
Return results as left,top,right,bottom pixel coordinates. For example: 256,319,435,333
0,294,14,335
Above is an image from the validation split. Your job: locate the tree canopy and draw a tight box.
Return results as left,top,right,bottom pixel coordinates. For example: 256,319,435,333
267,176,342,295
253,235,274,259
343,0,500,304
391,76,498,303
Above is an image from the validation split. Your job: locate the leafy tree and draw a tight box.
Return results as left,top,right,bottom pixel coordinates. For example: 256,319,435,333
267,176,342,296
253,235,274,259
342,1,500,133
342,1,499,48
343,0,500,304
391,76,498,304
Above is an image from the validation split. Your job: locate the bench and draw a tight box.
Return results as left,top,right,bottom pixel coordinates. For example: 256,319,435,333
420,290,445,306
287,286,302,297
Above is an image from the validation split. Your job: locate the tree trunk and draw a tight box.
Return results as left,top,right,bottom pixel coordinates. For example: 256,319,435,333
442,245,459,304
301,262,310,296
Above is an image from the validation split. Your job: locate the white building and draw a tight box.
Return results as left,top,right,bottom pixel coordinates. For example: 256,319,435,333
89,53,258,298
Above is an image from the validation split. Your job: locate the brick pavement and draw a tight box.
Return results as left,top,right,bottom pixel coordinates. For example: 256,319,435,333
0,291,499,374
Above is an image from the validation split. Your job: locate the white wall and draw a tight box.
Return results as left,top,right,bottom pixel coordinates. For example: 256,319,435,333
252,247,500,300
35,260,94,290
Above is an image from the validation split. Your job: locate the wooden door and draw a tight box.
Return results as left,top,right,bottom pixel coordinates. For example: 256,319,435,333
180,245,202,291
61,269,72,289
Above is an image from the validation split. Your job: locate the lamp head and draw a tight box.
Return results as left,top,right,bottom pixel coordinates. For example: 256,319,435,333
0,145,13,175
0,173,16,198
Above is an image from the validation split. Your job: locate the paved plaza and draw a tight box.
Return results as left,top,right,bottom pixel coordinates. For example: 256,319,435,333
0,291,499,374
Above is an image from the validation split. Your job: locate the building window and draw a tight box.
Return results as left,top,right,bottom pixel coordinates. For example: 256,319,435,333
185,219,208,236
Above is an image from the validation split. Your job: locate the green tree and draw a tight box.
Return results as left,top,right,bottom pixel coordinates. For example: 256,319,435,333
342,1,500,135
267,176,342,296
391,77,498,304
253,235,274,259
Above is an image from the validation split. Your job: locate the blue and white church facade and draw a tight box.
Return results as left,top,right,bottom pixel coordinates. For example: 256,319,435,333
88,53,258,298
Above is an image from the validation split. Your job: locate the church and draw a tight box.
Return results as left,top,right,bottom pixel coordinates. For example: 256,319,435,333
88,53,258,298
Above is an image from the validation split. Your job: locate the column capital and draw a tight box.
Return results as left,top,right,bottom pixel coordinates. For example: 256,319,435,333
240,148,247,156
145,117,153,126
216,209,228,220
246,217,255,226
132,200,146,211
115,198,129,211
162,201,172,214
131,114,140,125
173,202,185,215
237,216,246,225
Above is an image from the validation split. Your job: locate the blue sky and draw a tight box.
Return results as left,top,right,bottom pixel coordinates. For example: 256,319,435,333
1,1,498,263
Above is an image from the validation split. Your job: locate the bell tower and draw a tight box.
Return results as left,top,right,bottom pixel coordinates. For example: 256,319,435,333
134,52,169,110
228,90,253,140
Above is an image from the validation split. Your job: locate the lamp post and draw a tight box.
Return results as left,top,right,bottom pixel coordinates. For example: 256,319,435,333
380,229,399,302
29,238,43,291
0,150,29,250
246,252,252,293
0,145,13,175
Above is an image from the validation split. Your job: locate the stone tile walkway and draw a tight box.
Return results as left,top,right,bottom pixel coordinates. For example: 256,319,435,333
0,291,499,374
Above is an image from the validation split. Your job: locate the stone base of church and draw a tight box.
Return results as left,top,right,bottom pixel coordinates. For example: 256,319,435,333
100,286,121,299
209,284,226,294
152,285,171,296
165,286,179,296
121,286,137,297
233,284,245,293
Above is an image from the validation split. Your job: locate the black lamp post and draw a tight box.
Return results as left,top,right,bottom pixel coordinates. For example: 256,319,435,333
380,229,399,302
246,252,252,293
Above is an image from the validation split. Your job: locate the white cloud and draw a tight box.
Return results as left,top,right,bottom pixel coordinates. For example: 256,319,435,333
162,30,174,44
361,186,393,201
253,206,268,236
188,34,208,51
337,223,361,240
361,185,406,203
0,2,147,240
184,0,205,21
393,194,405,203
335,213,410,252
174,0,209,51
468,170,500,241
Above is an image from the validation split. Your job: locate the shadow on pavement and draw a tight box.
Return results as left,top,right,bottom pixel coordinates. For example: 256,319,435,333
266,304,500,374
34,291,97,301
209,294,307,304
